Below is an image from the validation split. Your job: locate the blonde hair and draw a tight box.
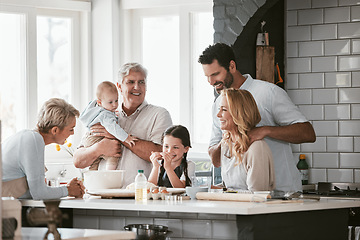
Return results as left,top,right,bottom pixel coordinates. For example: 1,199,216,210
96,81,118,100
221,89,261,164
37,98,80,133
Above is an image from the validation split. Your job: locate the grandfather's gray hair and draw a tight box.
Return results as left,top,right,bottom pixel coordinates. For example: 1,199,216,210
118,63,148,83
37,98,80,133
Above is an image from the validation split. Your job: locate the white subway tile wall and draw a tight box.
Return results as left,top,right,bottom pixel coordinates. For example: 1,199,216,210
324,40,350,55
286,0,360,184
313,153,339,168
324,104,350,120
324,7,350,23
353,40,360,53
299,41,324,57
327,168,353,182
311,24,337,40
352,6,360,21
312,0,337,8
352,72,360,87
352,104,360,119
324,72,351,88
299,105,324,120
312,121,338,136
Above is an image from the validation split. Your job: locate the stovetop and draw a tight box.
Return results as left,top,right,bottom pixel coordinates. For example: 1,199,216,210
303,182,360,199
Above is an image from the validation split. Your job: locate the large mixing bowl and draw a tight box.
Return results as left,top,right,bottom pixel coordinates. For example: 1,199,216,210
84,170,125,190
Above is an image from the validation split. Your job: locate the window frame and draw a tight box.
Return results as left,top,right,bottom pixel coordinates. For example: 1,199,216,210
0,0,91,161
121,0,213,158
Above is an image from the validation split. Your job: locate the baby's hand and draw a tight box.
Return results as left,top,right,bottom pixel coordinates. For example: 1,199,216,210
124,135,138,147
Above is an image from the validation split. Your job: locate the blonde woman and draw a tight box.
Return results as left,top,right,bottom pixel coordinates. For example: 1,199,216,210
2,98,85,200
217,89,275,191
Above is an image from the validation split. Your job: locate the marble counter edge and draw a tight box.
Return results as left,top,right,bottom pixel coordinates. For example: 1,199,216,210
20,198,360,215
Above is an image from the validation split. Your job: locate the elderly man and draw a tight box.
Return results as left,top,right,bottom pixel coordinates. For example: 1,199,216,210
74,63,172,187
198,43,316,192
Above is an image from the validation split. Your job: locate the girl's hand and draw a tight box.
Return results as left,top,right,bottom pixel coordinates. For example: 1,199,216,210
150,151,162,168
161,152,172,170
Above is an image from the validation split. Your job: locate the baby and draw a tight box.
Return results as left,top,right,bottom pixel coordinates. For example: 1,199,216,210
79,81,137,170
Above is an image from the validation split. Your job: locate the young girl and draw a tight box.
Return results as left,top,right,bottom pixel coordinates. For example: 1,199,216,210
148,125,195,188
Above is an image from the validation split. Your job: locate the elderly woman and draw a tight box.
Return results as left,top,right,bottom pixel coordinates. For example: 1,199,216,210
2,98,85,200
217,89,275,191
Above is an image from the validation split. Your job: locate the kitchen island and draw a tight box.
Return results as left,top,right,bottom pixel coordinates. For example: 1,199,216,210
21,196,360,239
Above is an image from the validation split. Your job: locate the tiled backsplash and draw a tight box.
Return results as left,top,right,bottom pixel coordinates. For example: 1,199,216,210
286,0,360,183
73,209,237,239
213,0,360,184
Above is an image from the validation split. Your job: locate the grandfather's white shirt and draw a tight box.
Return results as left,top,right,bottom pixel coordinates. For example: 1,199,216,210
97,100,172,187
211,74,308,192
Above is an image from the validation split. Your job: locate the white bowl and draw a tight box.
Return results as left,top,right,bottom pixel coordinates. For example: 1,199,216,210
185,187,208,200
84,170,125,190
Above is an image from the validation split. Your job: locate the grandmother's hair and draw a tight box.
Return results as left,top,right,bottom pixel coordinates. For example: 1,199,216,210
37,98,80,133
118,63,148,83
221,89,261,164
96,81,118,100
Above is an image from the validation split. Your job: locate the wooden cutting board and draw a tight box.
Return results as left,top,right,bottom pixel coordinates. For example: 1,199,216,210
196,192,271,202
87,189,135,198
87,188,186,198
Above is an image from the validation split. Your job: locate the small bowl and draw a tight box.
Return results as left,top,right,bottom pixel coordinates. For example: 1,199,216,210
185,187,208,200
84,170,125,190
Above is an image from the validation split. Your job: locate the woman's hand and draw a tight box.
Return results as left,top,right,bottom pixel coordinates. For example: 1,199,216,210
67,178,85,198
161,152,173,171
150,151,162,168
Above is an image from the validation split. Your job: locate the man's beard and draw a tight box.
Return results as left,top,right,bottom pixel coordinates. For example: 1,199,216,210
215,71,234,94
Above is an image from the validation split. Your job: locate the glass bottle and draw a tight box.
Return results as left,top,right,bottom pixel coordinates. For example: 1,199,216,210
297,154,309,185
135,170,147,201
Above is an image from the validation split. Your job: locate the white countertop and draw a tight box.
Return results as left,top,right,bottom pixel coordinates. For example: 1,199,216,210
21,195,360,215
20,227,135,240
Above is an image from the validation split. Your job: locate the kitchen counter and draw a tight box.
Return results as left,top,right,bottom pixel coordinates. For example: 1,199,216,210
21,196,360,240
21,195,360,215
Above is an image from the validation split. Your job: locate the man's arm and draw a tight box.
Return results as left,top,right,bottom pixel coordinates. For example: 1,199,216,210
89,124,162,162
122,140,162,162
208,142,221,168
73,138,122,169
248,122,316,144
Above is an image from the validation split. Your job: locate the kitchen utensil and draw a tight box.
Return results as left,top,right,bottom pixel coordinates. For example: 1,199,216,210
84,170,125,190
275,191,320,201
196,192,270,202
124,224,171,240
186,187,208,200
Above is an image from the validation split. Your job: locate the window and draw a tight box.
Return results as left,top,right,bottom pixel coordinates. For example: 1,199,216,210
125,1,214,158
37,15,72,109
0,2,90,161
0,11,26,140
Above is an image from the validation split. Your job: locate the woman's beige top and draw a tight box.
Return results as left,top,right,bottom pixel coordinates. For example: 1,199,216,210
221,140,275,191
